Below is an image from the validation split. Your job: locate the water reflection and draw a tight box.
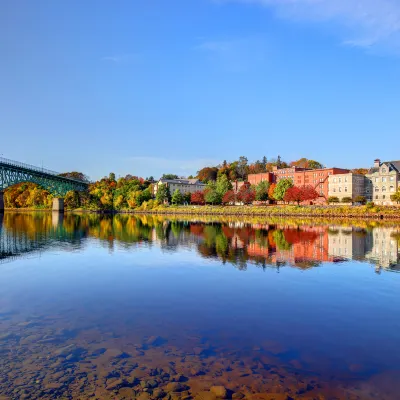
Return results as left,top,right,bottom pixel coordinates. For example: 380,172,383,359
1,212,400,273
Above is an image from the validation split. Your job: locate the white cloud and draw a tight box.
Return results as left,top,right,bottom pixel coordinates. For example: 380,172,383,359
221,0,400,52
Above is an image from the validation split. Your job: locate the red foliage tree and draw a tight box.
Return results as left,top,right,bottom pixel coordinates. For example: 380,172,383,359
191,191,205,205
284,185,319,205
284,186,303,205
268,183,277,201
222,190,236,205
237,183,255,205
301,185,319,203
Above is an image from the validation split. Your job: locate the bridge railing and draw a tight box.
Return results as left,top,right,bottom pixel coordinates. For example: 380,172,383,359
0,157,88,184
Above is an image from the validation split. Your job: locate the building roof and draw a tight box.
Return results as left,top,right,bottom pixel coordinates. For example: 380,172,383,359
158,178,206,185
368,160,400,174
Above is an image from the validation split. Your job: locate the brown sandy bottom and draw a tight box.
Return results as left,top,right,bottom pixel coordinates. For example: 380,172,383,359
0,312,398,400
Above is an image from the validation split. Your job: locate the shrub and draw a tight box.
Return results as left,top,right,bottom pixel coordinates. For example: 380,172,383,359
328,196,339,204
341,197,353,204
354,195,367,205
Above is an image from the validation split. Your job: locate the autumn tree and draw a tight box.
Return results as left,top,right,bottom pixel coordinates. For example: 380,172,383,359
191,191,205,205
268,183,277,201
59,172,90,182
64,190,81,209
204,182,221,205
301,186,319,203
273,178,294,201
284,186,303,205
197,167,218,183
391,190,400,204
290,158,324,170
237,183,255,205
222,190,236,205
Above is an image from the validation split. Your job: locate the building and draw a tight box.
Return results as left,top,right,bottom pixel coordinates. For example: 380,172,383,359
247,172,274,186
328,173,366,202
153,178,206,197
365,159,400,205
249,166,350,203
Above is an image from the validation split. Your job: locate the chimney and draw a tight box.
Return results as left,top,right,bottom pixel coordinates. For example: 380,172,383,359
374,159,381,168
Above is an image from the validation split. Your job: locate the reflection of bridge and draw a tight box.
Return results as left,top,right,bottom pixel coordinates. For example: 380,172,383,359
0,157,88,211
0,213,87,264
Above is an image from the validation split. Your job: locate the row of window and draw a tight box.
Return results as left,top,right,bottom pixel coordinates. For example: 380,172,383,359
375,176,395,182
375,186,395,192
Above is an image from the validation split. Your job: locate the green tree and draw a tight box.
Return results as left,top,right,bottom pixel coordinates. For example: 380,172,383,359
171,189,184,205
391,190,400,204
162,174,179,180
328,196,339,204
354,195,367,205
156,184,171,203
237,156,248,180
204,181,222,205
273,178,293,201
109,172,116,181
255,181,270,201
342,197,353,204
183,192,191,204
216,174,232,197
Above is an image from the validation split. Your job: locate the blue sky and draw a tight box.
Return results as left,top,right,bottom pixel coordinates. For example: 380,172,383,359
1,0,400,180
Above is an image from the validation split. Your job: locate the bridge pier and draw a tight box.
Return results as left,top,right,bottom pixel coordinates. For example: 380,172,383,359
52,198,64,212
0,191,4,212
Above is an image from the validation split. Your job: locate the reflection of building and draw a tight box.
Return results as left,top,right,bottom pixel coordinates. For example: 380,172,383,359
364,227,400,269
328,227,371,260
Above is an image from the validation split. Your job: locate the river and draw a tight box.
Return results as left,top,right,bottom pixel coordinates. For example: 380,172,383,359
1,212,400,399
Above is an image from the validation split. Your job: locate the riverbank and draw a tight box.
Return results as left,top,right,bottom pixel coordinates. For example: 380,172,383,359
4,204,400,219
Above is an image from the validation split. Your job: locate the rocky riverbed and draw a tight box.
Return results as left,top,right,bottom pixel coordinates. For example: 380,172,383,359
0,310,396,400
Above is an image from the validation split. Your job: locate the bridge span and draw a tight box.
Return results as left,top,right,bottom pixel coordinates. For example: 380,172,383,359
0,157,89,212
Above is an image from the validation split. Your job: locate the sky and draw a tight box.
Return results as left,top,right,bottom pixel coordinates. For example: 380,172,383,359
1,0,400,180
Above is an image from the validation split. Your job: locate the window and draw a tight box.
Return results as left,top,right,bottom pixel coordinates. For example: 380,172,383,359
339,178,342,183
376,195,379,199
375,187,379,192
382,177,387,182
383,195,386,199
390,186,395,192
382,186,386,192
382,168,386,173
333,178,337,183
333,188,336,192
345,187,348,192
339,187,342,192
375,177,379,182
345,177,348,182
390,176,395,181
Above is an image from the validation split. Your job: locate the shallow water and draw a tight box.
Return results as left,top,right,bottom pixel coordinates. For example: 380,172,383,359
1,212,400,400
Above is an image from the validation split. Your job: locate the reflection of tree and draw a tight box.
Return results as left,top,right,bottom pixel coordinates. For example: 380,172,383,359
273,230,292,251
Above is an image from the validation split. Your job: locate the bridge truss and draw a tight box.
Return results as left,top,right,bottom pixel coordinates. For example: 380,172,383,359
0,157,88,196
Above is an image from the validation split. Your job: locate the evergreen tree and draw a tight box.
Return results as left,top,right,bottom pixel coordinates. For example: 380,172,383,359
171,189,184,205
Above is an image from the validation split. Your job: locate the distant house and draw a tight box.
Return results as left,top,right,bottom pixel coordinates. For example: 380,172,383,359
328,173,367,202
153,178,206,197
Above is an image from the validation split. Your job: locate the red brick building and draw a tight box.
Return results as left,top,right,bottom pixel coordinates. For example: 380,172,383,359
248,166,350,203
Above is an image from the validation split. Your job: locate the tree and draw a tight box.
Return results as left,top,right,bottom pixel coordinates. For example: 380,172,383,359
109,172,116,182
274,178,294,201
237,183,255,205
191,191,205,205
301,186,319,203
237,156,248,180
255,181,270,201
216,174,232,197
222,190,236,205
391,190,400,204
268,183,277,201
351,168,368,175
59,171,90,182
183,192,191,204
197,167,218,183
204,182,221,205
354,195,367,204
328,196,339,204
64,190,80,209
284,186,303,205
156,184,171,203
162,174,179,180
290,158,324,170
171,189,184,205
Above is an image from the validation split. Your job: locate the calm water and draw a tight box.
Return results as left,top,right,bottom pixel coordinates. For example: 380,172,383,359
1,212,400,400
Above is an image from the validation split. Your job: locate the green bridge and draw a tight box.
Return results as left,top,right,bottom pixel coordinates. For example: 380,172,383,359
0,157,89,211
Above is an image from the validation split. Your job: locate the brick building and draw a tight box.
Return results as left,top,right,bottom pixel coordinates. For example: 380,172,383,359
248,166,350,203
